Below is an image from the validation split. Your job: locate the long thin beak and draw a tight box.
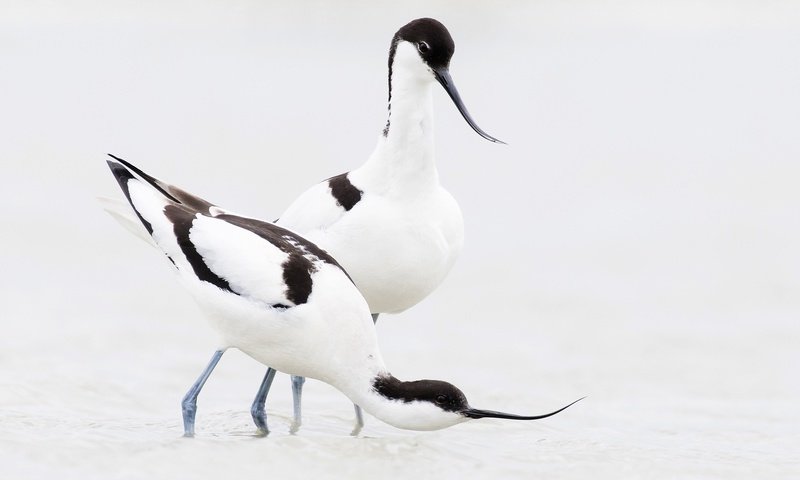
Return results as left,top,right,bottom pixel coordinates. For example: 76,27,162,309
463,397,585,420
432,67,506,144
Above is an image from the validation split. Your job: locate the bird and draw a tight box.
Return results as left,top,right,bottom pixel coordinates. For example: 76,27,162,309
105,156,583,435
255,17,506,433
102,17,506,435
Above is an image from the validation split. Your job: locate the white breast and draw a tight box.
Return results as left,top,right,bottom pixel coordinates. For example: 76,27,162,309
279,182,464,314
276,56,466,315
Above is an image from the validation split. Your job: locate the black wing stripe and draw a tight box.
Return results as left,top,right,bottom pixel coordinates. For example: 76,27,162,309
163,204,237,295
217,215,337,264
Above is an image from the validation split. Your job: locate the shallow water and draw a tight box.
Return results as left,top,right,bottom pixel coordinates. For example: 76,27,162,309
2,2,800,478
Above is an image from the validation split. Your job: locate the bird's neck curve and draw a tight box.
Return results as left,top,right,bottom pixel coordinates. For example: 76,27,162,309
352,46,440,194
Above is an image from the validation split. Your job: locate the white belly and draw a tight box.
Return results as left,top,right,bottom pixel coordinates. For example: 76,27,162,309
182,266,379,381
281,188,464,314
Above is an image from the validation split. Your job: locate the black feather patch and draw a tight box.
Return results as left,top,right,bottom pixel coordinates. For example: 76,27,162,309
282,253,314,305
328,173,363,211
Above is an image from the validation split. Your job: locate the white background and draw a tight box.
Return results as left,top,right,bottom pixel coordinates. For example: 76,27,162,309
1,1,798,478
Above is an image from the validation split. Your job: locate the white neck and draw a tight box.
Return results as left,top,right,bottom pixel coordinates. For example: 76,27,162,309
305,291,467,431
352,42,439,194
306,307,465,432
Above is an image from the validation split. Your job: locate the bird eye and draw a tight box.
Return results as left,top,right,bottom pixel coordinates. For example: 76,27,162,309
435,395,447,404
417,41,430,54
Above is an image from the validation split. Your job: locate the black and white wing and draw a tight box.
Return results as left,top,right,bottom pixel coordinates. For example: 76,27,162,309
106,155,349,310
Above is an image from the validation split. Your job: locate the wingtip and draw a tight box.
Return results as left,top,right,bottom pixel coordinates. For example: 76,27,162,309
104,154,182,204
106,154,125,171
106,158,125,173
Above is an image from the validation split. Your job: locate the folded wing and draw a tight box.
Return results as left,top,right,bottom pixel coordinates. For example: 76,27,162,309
106,155,349,309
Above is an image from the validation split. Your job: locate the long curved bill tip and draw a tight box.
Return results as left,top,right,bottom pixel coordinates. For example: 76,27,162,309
433,67,506,145
463,396,586,420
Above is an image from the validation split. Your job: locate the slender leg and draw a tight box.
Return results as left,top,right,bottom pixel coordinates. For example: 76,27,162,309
250,367,277,435
181,349,225,437
351,313,381,436
351,403,365,436
289,375,306,434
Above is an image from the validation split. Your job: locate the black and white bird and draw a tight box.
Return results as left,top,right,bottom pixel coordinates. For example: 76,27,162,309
105,156,582,435
255,18,506,432
104,18,508,434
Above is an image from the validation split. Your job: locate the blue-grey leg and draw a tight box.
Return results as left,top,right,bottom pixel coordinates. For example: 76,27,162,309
182,349,225,437
249,368,305,434
351,313,381,436
250,367,277,435
251,313,381,436
351,403,365,436
288,375,306,434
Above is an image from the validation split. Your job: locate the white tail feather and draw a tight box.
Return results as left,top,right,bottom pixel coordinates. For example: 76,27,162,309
97,196,157,248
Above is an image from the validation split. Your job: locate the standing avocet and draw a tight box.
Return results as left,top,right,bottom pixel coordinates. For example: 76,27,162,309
259,17,505,433
106,156,581,435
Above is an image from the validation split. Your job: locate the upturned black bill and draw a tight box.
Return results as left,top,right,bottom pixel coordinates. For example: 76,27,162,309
463,396,585,420
433,67,505,144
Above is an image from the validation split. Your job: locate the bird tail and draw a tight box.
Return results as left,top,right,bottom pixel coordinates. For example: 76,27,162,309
105,154,217,275
98,195,157,247
105,155,175,236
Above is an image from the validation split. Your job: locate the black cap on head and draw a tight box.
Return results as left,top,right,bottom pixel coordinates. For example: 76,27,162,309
393,18,455,70
374,375,470,413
